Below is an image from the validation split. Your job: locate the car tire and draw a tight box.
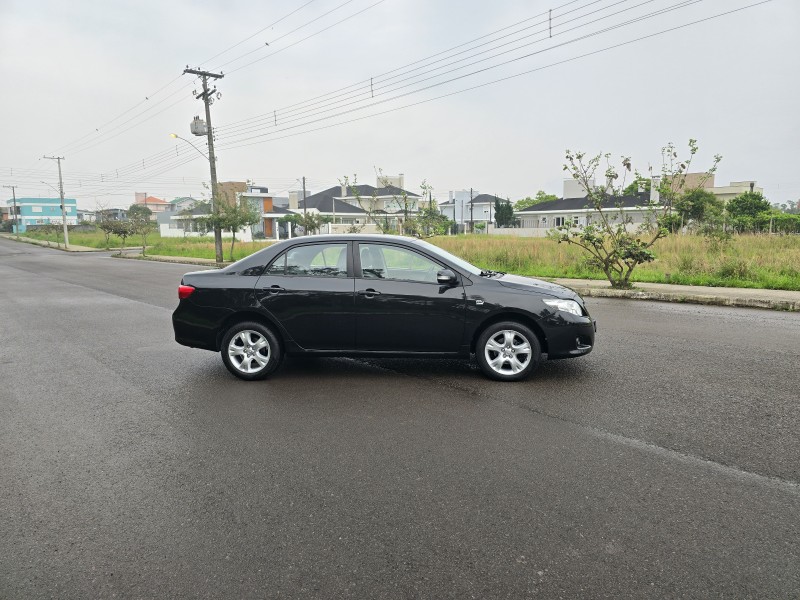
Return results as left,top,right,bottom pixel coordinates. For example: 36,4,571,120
476,321,541,382
220,321,282,381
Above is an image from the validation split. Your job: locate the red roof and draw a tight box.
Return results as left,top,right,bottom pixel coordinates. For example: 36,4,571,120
139,196,167,205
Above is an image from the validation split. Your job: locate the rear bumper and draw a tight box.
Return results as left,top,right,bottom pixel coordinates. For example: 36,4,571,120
172,308,220,352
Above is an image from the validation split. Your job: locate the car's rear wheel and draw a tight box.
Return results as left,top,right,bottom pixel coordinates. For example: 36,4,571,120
476,321,541,381
220,321,282,381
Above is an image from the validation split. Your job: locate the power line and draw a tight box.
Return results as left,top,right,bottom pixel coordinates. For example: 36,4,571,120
216,0,635,139
201,0,318,65
215,0,703,146
213,0,772,151
213,0,359,70
218,0,593,131
224,0,389,75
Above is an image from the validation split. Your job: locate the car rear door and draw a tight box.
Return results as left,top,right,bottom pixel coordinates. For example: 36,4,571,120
255,241,356,350
354,242,466,352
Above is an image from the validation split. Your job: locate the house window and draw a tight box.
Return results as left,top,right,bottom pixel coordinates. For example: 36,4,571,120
540,217,547,227
554,217,565,227
573,216,580,225
32,206,43,213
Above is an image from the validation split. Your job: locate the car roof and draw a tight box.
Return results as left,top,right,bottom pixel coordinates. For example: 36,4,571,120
224,234,435,273
282,233,424,244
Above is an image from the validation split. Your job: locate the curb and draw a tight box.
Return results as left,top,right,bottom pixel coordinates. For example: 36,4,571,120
113,254,225,267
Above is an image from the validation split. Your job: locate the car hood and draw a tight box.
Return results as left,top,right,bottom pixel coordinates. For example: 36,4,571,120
496,274,580,300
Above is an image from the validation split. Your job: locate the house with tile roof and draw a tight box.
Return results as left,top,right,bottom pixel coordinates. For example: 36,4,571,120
134,193,170,219
298,178,426,233
498,179,662,237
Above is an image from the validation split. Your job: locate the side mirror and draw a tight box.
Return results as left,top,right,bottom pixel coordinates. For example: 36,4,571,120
436,269,458,286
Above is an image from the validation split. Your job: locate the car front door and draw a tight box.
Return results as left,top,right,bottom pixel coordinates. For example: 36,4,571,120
254,241,355,350
354,242,466,352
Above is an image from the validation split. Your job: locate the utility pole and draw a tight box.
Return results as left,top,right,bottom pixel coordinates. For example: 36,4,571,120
302,176,307,217
184,67,224,264
42,156,69,249
2,184,19,239
469,187,474,234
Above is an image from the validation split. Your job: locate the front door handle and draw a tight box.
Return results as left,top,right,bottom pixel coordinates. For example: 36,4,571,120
268,285,285,294
358,288,381,297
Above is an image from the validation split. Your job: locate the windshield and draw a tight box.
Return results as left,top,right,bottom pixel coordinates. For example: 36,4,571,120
414,239,483,276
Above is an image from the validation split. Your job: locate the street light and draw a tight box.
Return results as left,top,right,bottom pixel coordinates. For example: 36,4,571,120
170,133,209,161
169,132,223,264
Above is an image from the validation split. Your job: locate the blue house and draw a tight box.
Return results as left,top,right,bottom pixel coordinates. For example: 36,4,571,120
5,197,78,233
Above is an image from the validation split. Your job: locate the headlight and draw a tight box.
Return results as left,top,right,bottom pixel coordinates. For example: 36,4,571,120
543,298,583,316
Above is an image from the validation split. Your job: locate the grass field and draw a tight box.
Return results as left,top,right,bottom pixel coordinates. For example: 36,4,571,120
430,235,800,290
17,228,800,290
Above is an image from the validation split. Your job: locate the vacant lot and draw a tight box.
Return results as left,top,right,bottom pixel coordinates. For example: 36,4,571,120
17,228,800,290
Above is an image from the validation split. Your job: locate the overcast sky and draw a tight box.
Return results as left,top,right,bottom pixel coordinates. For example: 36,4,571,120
1,0,798,209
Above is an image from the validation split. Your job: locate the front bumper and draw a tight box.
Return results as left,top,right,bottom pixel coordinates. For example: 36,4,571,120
544,316,596,359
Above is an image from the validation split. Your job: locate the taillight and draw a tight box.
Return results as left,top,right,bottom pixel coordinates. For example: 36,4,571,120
178,285,196,300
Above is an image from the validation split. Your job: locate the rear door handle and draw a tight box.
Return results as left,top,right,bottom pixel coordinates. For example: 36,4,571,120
358,288,381,297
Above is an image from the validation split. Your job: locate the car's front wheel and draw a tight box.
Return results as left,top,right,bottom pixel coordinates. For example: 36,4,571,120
220,321,282,381
476,321,541,381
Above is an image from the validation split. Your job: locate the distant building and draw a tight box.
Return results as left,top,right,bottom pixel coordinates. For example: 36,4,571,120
168,197,200,212
438,192,504,232
76,209,96,222
708,180,763,204
666,173,763,203
512,179,656,234
296,177,424,233
134,193,170,218
216,181,248,206
240,185,293,239
96,208,128,222
156,204,258,241
4,197,78,233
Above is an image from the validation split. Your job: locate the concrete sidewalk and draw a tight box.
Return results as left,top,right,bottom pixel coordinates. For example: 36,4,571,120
553,278,800,312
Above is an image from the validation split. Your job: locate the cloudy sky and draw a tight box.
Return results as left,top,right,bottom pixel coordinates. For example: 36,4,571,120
1,0,798,209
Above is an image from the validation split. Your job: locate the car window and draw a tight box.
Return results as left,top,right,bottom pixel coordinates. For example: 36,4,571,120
359,243,441,284
268,243,348,277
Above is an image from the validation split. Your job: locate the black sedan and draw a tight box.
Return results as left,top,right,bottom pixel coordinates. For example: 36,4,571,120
172,234,595,381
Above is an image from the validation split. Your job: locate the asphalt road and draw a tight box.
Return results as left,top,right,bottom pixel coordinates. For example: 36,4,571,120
1,238,798,599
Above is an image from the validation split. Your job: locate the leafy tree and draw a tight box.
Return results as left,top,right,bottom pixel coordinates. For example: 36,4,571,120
198,200,261,261
494,198,516,228
278,212,330,236
549,139,721,289
109,220,136,254
726,191,770,219
220,200,261,261
97,219,115,249
673,188,723,226
408,205,452,238
515,190,558,210
128,204,155,257
127,203,152,221
622,175,652,196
